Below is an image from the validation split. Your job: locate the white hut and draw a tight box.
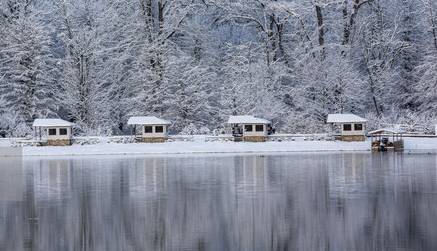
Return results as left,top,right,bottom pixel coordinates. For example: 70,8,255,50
128,116,171,143
327,114,367,141
226,115,271,142
33,119,74,146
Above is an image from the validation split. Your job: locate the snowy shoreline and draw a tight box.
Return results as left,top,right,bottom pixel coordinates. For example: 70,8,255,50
20,141,371,157
1,137,436,157
0,140,369,157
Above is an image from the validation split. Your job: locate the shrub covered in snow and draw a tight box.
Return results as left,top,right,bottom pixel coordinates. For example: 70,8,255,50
0,112,31,137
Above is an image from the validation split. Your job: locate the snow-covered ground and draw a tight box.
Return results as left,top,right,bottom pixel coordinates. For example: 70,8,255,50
403,138,437,151
0,137,436,157
0,139,10,147
18,141,370,156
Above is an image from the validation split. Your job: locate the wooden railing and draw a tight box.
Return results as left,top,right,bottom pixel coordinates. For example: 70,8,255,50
205,135,234,142
168,135,195,142
268,134,334,142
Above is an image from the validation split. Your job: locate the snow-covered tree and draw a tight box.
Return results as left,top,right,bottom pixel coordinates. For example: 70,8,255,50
0,0,436,135
0,0,58,129
219,43,256,117
165,55,218,132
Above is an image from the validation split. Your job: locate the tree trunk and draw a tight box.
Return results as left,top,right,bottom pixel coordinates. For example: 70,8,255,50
157,0,164,82
342,0,372,46
342,0,350,46
146,0,154,33
427,0,437,52
365,65,381,116
315,4,325,59
269,14,277,63
276,22,289,66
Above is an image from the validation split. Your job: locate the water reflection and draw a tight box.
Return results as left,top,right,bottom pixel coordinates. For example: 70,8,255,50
0,153,437,250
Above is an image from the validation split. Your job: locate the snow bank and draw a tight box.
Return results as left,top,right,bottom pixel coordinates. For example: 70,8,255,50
0,139,10,147
404,138,437,151
0,138,20,147
0,136,435,157
21,141,371,157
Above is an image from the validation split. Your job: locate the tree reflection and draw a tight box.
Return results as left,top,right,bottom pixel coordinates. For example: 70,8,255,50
0,153,436,250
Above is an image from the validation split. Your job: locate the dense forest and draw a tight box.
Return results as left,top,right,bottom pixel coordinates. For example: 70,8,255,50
0,0,436,136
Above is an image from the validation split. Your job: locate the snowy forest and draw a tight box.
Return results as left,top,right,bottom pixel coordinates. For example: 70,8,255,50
1,0,437,136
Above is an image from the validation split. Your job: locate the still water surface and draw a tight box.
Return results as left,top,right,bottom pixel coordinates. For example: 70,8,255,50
1,152,437,251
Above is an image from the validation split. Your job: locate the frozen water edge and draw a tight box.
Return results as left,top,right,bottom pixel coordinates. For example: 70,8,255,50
0,137,435,157
22,141,371,156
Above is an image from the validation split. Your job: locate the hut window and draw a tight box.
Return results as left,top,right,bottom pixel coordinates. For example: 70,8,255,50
48,129,57,136
155,126,164,133
255,125,264,132
343,124,352,131
59,128,68,135
144,126,153,133
354,124,363,131
245,125,253,132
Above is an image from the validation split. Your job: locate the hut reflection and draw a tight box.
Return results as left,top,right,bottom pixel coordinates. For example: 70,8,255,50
0,154,437,250
0,157,25,251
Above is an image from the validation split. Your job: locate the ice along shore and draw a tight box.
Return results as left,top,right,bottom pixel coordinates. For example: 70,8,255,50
17,140,370,156
1,137,436,157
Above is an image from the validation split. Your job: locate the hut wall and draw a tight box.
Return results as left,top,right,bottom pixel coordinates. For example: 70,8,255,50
47,139,72,146
340,123,366,136
141,125,168,138
137,137,167,143
340,135,366,142
46,127,72,141
243,124,268,137
243,136,267,142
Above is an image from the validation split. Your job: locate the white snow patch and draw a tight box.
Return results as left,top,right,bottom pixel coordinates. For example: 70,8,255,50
33,119,73,127
0,139,11,147
327,114,367,123
127,116,171,125
0,136,435,157
21,141,370,156
404,138,437,151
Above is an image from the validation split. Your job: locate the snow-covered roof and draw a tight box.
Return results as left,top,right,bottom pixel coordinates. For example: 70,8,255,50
327,114,367,123
127,116,171,125
33,119,73,127
227,115,271,125
368,128,403,135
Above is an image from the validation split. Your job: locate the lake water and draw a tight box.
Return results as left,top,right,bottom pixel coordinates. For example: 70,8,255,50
1,152,437,251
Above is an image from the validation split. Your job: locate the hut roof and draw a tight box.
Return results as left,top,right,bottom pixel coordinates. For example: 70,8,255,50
227,115,271,125
327,114,367,123
33,119,73,127
127,116,171,125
